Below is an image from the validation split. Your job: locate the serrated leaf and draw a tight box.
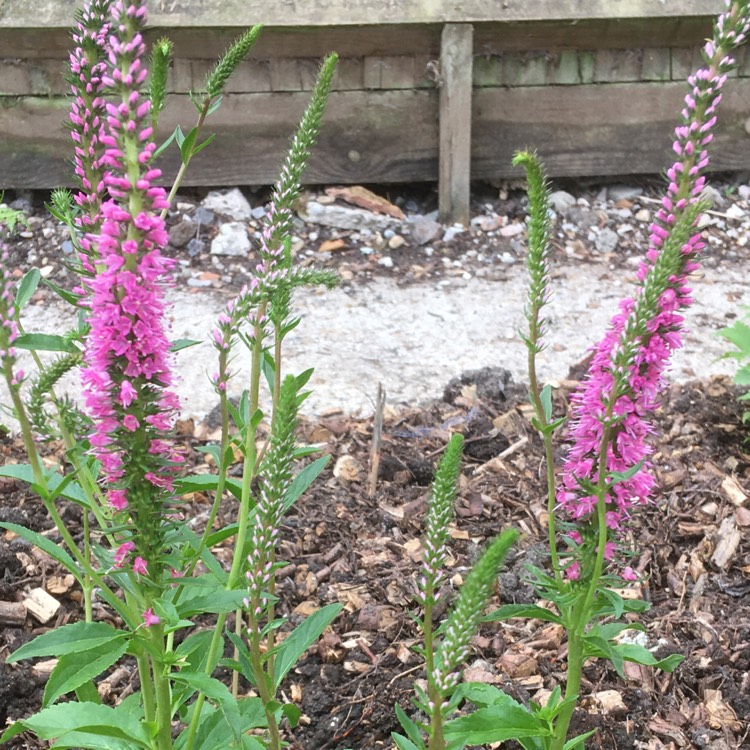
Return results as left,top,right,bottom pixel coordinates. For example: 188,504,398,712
171,672,242,743
443,692,548,743
19,702,149,746
174,473,243,501
9,622,127,663
44,639,129,706
272,602,342,690
394,704,425,748
0,521,79,577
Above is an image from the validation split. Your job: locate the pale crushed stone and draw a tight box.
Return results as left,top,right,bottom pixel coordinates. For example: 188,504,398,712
8,258,746,423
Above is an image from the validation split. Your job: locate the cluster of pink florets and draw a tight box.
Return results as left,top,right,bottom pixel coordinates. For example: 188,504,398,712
557,1,750,565
69,0,112,266
73,2,180,626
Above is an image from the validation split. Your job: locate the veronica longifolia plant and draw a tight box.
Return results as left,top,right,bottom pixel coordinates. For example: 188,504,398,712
0,2,340,750
475,3,750,750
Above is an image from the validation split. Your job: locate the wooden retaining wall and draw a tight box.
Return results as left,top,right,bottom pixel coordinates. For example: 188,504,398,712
1,1,748,222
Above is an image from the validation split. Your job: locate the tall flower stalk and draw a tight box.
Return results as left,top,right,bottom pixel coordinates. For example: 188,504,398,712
519,3,750,748
69,0,112,271
79,2,180,747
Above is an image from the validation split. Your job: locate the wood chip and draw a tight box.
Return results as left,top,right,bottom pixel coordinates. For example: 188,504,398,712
721,475,747,506
31,658,58,679
590,689,628,716
711,516,741,569
23,587,60,624
0,600,27,626
705,689,741,731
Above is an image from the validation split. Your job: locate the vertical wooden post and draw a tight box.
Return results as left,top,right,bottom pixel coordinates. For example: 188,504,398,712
439,23,474,227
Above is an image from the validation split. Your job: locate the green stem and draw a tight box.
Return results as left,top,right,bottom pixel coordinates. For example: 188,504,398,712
150,624,174,750
248,610,282,750
527,344,563,586
184,302,268,750
137,653,157,725
550,422,612,750
161,97,211,221
423,595,446,750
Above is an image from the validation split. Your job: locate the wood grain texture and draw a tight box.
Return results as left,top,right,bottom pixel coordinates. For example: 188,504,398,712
0,90,439,188
0,0,726,28
4,80,750,189
472,80,750,178
439,23,474,225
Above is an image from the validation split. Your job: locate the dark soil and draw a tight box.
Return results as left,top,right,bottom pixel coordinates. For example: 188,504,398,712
1,371,749,750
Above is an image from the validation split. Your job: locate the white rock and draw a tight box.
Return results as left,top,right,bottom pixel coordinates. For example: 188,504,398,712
594,227,619,253
388,234,406,250
738,185,750,201
202,188,253,221
442,224,465,243
210,222,251,256
726,203,745,220
549,190,576,213
304,201,401,233
377,256,394,268
410,215,442,245
635,208,651,222
500,223,525,238
607,185,643,201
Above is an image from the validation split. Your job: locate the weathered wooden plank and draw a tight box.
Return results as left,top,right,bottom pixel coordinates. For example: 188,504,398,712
0,26,443,62
5,79,750,190
472,80,750,178
0,0,726,28
474,17,714,54
439,24,473,225
0,90,439,188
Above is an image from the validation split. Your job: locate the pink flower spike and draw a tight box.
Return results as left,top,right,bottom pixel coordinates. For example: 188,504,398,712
142,608,160,627
133,556,148,575
621,567,638,582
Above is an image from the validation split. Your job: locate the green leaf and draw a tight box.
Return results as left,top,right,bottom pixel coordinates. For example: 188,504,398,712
171,672,243,744
225,630,255,686
192,132,217,156
49,732,134,749
563,729,598,749
284,456,330,511
281,702,301,729
443,692,548,743
75,680,102,705
179,126,200,161
483,603,562,624
14,333,79,354
18,702,150,746
392,734,422,750
0,464,89,506
717,320,750,353
174,473,243,501
614,643,684,673
44,639,129,706
0,521,78,577
540,384,553,422
272,602,342,690
608,459,646,485
394,704,425,749
9,622,127,663
15,268,41,310
600,587,625,619
43,279,81,306
177,585,248,617
154,126,179,159
171,338,202,352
